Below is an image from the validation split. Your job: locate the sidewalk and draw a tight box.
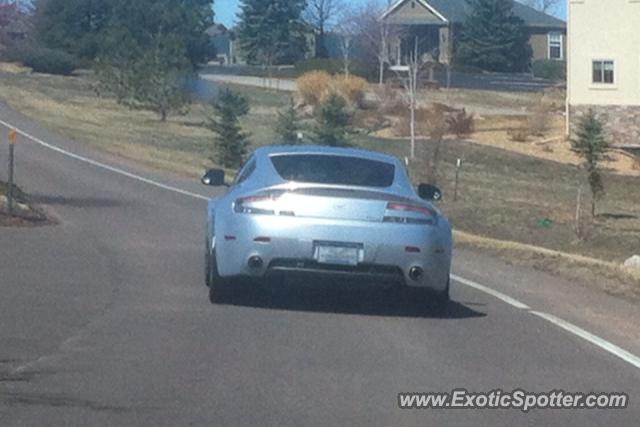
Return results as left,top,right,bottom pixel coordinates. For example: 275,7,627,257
200,74,297,92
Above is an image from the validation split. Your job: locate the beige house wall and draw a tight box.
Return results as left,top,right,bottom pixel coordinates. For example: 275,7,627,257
568,0,640,144
390,0,444,22
568,0,640,107
529,32,566,62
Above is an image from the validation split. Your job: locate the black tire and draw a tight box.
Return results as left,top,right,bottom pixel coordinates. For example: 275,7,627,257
430,278,451,310
205,242,212,288
206,249,229,304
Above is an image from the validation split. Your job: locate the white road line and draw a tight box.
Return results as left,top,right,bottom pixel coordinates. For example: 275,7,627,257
0,118,209,201
531,311,640,370
3,117,640,373
451,274,531,310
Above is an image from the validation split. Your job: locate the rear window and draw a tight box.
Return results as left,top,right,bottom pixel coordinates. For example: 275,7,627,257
270,154,395,188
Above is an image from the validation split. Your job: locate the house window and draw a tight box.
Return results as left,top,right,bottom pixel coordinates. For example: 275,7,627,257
592,60,615,84
548,32,563,60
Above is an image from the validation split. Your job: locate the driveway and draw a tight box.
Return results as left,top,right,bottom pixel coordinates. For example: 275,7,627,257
199,66,559,93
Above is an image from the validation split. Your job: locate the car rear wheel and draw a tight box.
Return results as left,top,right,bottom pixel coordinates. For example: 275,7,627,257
429,278,450,310
206,249,230,304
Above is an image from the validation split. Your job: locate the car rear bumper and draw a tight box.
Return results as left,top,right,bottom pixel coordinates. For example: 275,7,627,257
213,214,452,292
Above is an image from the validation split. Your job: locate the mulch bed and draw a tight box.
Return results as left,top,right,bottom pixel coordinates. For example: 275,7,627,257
0,181,54,227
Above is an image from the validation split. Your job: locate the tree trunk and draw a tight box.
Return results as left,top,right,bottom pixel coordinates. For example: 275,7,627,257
410,96,416,159
429,138,443,185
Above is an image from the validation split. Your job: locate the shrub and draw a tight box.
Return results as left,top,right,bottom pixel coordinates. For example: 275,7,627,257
508,127,529,142
393,107,450,138
274,98,303,145
313,94,351,147
332,75,368,107
297,71,332,106
373,84,406,115
351,110,388,133
295,58,343,75
528,97,553,136
532,60,566,81
295,58,374,80
446,109,475,137
8,44,78,75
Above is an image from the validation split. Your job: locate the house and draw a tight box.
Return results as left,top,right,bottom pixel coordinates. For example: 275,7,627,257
206,23,316,66
567,0,640,146
0,2,29,46
380,0,566,68
206,24,242,65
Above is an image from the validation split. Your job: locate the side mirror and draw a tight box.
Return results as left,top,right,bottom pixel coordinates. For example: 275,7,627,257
201,169,225,186
418,183,442,202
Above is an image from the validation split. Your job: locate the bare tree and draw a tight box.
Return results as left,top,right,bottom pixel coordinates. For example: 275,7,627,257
348,0,391,85
520,0,560,13
392,36,427,159
339,34,352,77
304,0,342,57
335,4,359,77
405,38,421,159
389,36,441,159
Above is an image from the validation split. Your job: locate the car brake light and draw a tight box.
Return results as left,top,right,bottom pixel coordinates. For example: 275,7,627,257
234,192,293,215
387,202,433,215
234,195,276,215
384,202,437,225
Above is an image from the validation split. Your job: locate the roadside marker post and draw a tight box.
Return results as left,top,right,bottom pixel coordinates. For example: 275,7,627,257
454,158,462,202
7,128,17,217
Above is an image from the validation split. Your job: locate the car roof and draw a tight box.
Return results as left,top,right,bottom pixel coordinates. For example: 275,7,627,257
254,145,401,164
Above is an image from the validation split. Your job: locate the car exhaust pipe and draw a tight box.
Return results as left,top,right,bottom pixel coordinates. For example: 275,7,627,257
409,267,424,281
248,256,264,269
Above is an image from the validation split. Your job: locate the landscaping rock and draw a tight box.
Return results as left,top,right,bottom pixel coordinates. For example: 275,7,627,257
1,195,27,213
623,255,640,270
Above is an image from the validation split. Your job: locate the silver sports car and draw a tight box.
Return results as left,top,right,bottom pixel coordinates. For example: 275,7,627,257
202,146,453,306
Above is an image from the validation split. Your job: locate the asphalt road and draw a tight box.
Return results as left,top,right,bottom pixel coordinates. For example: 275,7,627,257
0,103,638,426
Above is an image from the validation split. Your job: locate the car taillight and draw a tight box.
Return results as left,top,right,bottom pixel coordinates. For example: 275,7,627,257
384,202,437,225
234,195,277,215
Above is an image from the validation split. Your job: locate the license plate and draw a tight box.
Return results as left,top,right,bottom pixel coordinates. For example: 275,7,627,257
314,244,361,266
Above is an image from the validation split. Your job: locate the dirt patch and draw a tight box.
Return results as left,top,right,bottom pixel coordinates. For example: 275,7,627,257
471,114,640,177
0,62,31,74
455,231,640,302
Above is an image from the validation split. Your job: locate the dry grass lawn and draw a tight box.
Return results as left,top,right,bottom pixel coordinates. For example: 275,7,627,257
0,65,638,295
472,114,640,176
0,65,290,177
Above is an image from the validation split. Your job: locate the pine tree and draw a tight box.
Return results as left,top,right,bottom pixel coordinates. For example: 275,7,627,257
274,98,302,145
313,94,351,147
571,110,610,218
456,0,532,72
34,0,214,64
207,89,251,168
236,0,307,66
93,0,214,120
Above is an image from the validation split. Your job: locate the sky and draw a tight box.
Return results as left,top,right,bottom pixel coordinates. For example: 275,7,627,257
214,0,567,28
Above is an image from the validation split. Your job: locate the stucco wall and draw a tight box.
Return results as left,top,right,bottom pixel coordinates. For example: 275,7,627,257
568,0,640,106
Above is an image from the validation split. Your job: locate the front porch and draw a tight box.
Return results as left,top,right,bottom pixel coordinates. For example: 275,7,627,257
388,24,453,71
